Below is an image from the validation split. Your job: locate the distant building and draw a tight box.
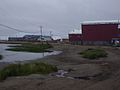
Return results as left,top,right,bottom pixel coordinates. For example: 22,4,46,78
8,37,24,41
81,20,120,45
68,20,120,45
69,29,82,45
52,36,62,43
38,36,53,41
8,35,53,42
23,35,40,41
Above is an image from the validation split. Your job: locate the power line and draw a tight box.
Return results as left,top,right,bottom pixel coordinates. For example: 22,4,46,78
0,24,39,33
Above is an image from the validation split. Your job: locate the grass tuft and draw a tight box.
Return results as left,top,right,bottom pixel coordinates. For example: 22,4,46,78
79,48,108,59
6,43,53,53
0,62,58,81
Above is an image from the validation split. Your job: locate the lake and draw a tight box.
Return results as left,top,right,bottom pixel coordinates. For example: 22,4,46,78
0,44,61,63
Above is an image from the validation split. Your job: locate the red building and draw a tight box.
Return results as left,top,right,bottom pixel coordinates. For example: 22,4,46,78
69,30,82,45
81,20,120,45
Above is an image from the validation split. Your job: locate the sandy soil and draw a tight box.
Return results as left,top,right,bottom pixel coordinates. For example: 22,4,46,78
0,44,120,90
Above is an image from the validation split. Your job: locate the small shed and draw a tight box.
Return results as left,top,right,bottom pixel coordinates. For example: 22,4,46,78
69,29,82,45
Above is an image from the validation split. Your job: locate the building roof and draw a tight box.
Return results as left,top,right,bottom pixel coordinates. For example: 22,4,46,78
82,20,120,25
52,36,62,40
69,29,82,34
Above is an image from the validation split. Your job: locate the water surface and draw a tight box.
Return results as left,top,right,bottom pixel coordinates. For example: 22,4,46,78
0,44,61,63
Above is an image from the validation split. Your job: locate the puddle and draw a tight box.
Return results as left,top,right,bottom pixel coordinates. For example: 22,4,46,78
0,44,61,63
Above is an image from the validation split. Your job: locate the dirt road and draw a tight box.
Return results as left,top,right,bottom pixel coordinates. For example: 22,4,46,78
0,44,120,90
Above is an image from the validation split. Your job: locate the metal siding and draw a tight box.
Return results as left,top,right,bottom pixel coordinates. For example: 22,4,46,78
69,34,82,41
82,24,119,41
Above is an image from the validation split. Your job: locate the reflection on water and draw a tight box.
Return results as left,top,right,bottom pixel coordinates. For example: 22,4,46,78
0,44,61,62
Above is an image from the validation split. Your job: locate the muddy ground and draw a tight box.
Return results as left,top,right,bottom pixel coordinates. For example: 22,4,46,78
0,44,120,90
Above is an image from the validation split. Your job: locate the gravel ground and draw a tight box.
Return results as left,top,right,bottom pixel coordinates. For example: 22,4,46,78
0,44,120,90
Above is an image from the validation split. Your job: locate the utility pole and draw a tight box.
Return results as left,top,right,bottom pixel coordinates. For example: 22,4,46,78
40,26,43,44
40,26,43,40
50,31,52,37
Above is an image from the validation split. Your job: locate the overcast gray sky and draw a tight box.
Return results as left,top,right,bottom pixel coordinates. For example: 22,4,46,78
0,0,120,39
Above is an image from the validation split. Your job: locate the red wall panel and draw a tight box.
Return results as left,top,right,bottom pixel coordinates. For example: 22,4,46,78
82,24,119,41
69,34,82,41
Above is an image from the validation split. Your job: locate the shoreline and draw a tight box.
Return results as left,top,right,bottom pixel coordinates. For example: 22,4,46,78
0,44,120,90
0,43,62,63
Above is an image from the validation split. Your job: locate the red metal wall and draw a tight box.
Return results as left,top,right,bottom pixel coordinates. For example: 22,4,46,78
69,34,82,42
82,24,119,41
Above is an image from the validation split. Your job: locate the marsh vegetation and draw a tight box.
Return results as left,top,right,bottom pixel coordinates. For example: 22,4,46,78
79,48,108,59
6,43,53,53
0,62,58,80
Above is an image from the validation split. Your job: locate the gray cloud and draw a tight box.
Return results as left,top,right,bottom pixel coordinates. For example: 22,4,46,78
0,0,120,39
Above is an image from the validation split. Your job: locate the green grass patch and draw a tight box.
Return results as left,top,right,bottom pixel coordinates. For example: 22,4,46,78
0,55,3,60
0,62,58,81
6,43,53,53
79,48,108,59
